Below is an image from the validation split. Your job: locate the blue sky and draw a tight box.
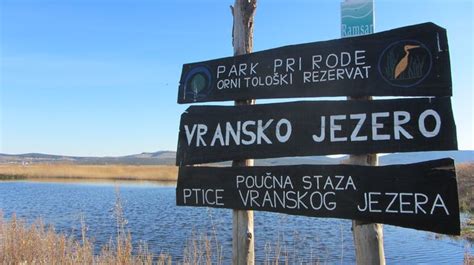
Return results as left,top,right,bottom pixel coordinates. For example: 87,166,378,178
1,0,472,156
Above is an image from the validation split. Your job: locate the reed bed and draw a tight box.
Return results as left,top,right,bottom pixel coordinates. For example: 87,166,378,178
465,252,474,265
0,187,225,265
457,162,474,213
0,213,305,265
1,210,472,264
0,214,174,265
0,164,178,182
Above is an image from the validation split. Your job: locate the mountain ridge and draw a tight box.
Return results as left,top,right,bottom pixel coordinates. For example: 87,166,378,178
1,150,472,166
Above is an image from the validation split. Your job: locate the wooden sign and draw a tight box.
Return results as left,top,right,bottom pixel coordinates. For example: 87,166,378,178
177,22,451,103
176,158,460,235
176,98,457,165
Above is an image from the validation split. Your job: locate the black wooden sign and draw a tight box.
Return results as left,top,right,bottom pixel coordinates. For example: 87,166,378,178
176,158,460,235
177,22,451,103
176,98,457,165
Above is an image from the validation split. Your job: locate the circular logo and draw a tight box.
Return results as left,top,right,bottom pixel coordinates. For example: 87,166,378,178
378,40,432,88
183,66,212,101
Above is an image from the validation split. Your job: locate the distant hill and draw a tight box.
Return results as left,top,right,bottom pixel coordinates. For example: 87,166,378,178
378,150,474,165
255,150,474,166
0,151,176,165
0,150,472,166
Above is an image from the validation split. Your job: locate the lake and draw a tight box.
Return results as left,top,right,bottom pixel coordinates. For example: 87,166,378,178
0,180,472,264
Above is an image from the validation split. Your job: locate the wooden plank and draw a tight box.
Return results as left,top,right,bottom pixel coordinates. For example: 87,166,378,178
176,97,457,165
176,158,460,235
177,22,451,104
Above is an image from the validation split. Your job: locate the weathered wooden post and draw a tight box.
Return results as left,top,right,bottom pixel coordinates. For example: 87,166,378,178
349,156,385,265
342,0,385,264
231,0,257,264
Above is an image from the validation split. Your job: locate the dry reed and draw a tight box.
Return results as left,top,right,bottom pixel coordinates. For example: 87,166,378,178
465,252,474,265
0,164,178,182
0,186,173,265
0,186,226,265
0,213,168,265
457,162,474,213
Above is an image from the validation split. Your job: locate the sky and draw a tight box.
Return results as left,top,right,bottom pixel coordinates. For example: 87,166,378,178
0,0,472,156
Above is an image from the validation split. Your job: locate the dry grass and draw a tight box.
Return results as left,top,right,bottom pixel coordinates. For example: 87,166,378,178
0,186,217,265
0,164,178,182
461,214,474,242
0,187,224,265
457,162,474,213
0,213,173,265
0,187,173,264
182,231,223,265
0,212,232,265
465,253,474,265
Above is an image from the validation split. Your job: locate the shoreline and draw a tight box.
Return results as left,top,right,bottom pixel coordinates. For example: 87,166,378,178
0,176,177,187
0,164,178,182
1,162,472,211
0,175,177,183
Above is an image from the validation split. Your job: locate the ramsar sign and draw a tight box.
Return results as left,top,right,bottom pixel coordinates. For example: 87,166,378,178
176,98,457,165
177,23,451,103
177,159,460,235
341,0,374,37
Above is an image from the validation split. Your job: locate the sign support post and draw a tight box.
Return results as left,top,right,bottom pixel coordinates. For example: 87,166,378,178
342,0,386,264
231,0,257,264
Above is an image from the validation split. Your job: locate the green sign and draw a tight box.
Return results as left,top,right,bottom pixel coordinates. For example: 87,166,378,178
341,0,374,37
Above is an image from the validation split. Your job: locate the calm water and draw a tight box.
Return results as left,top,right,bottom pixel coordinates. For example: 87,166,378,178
0,180,472,264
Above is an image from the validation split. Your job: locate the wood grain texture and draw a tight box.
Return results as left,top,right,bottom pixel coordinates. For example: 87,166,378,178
231,0,256,264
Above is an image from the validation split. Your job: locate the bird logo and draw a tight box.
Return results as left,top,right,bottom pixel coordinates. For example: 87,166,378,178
394,45,420,79
378,40,432,88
